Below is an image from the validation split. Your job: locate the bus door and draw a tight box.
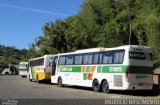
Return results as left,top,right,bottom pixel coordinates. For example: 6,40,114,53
52,56,58,76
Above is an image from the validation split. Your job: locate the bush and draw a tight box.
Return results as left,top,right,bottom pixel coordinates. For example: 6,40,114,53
153,60,160,69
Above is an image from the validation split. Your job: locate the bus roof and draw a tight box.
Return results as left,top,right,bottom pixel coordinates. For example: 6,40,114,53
19,62,28,64
56,45,151,56
75,47,106,53
29,54,54,61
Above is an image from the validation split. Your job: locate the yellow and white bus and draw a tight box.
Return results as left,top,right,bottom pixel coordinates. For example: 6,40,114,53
19,62,28,78
28,55,54,83
51,45,153,93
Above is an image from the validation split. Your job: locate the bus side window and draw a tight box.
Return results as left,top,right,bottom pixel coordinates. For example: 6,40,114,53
88,54,93,64
49,56,58,67
59,56,66,65
75,54,82,65
114,51,125,64
102,52,113,64
93,53,99,64
66,55,74,65
83,54,89,64
41,58,44,65
82,53,93,65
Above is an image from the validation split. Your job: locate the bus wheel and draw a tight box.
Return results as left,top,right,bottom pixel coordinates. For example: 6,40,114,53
101,80,110,93
152,84,159,96
22,76,26,78
5,72,9,75
37,75,40,83
92,79,100,92
58,77,63,87
29,75,32,82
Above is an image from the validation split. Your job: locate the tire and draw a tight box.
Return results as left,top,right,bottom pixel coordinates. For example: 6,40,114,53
29,75,32,82
101,80,110,93
5,72,9,75
92,79,101,92
152,84,159,96
21,76,26,78
57,77,63,87
37,75,40,83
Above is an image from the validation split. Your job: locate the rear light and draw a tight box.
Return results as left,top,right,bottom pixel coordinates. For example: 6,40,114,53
125,68,129,78
44,68,46,72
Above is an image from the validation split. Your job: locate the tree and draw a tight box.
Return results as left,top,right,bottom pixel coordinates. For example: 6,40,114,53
33,0,160,61
0,44,29,66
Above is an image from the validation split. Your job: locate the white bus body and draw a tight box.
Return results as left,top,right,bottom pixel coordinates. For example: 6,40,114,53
0,65,17,75
28,55,54,83
51,45,153,92
19,62,28,77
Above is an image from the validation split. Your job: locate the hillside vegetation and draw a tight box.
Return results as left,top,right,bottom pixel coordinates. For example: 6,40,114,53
31,0,160,62
0,45,29,66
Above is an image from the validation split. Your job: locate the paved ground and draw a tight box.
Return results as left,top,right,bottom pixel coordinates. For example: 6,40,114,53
0,75,160,105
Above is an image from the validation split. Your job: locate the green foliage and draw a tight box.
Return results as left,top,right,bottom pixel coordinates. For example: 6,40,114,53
31,0,160,62
153,59,160,69
0,45,29,66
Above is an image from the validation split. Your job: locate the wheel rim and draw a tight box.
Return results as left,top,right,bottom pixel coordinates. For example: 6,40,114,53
102,81,109,92
93,80,100,92
58,78,62,85
94,82,99,88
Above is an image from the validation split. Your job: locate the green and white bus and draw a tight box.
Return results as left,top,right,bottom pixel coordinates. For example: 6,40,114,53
51,45,153,93
19,62,28,78
28,55,54,83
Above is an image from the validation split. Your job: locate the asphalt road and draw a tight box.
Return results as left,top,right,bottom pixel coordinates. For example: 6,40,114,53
0,75,159,105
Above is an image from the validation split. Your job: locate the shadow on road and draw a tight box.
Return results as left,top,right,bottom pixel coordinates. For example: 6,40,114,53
29,79,160,97
109,90,159,97
50,84,160,97
64,85,93,91
55,85,160,97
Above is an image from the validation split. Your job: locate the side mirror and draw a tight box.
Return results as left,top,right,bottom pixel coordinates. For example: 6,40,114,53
26,64,28,68
49,61,52,67
52,62,56,67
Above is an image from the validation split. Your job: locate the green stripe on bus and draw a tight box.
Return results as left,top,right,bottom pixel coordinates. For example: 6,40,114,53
97,66,127,73
59,66,81,72
58,65,153,74
83,73,87,80
97,66,102,73
86,66,90,73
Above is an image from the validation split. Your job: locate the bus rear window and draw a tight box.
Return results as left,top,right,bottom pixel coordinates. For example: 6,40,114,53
129,51,152,60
